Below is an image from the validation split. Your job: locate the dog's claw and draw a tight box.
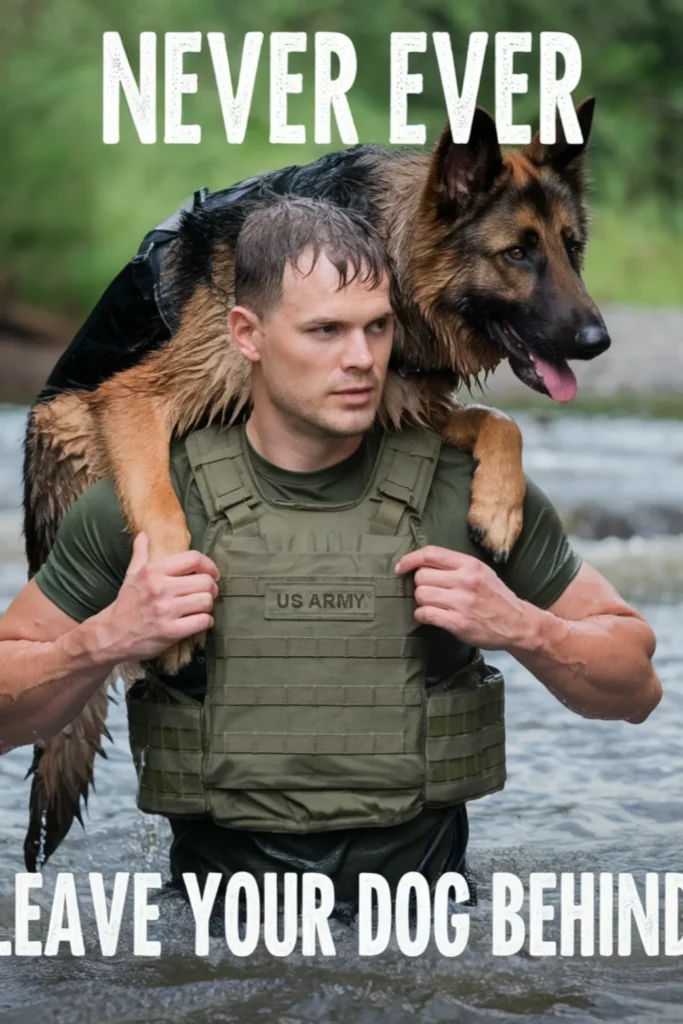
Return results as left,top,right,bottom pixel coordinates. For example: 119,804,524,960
467,463,525,563
468,526,509,565
160,633,207,675
467,502,523,563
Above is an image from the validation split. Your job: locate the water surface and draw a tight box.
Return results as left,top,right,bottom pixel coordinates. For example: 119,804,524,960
0,407,681,1023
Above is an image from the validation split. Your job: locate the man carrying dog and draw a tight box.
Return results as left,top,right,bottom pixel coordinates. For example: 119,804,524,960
0,197,661,909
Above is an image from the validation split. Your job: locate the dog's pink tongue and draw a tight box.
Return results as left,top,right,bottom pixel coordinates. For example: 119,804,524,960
530,355,578,402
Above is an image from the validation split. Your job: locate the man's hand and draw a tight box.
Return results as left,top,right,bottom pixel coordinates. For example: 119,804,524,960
395,546,533,651
0,532,221,749
395,547,661,723
93,532,220,663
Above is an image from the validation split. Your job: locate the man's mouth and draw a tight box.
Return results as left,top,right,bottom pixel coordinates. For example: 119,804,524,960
333,385,375,405
334,386,374,395
493,322,578,403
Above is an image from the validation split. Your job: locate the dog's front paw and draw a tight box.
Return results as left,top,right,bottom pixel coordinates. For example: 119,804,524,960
468,467,524,563
160,632,207,676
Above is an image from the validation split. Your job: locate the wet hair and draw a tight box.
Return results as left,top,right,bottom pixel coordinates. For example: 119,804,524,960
234,195,388,317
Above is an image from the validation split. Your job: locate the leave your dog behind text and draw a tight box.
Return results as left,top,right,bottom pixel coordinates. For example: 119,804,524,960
3,871,683,957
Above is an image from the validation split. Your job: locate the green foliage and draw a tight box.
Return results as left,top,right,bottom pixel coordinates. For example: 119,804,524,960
1,0,682,313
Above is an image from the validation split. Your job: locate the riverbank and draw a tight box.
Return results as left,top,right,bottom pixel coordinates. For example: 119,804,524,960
0,294,78,404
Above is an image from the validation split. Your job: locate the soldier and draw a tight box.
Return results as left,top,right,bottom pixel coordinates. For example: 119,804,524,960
0,197,661,914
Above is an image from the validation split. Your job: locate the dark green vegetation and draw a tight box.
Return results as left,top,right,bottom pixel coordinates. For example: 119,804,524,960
2,0,683,316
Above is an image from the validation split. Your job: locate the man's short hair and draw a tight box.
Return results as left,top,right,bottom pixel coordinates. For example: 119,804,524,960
234,196,388,317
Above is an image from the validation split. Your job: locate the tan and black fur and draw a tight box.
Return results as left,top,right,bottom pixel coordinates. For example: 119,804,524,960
22,98,609,869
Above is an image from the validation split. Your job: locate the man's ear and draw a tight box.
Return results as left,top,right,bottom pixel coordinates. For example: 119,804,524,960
228,305,263,363
524,96,595,191
424,107,503,215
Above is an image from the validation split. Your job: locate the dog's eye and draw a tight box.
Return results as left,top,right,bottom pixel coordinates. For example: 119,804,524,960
566,239,582,257
506,246,527,262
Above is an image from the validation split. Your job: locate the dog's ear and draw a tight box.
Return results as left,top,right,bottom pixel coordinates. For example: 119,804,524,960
524,96,595,190
426,107,503,214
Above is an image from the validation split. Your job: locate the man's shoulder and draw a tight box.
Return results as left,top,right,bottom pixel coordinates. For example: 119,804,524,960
388,426,477,475
433,438,477,474
61,475,123,524
33,476,131,621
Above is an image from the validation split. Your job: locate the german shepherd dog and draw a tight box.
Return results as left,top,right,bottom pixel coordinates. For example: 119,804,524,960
22,98,609,869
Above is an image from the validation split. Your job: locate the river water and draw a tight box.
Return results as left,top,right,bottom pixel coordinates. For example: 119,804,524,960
0,404,682,1023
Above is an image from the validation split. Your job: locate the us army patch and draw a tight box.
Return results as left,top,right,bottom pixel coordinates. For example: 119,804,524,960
264,582,376,620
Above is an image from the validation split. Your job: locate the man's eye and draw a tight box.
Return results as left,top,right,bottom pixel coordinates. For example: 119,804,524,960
506,246,527,262
368,318,389,333
314,323,338,336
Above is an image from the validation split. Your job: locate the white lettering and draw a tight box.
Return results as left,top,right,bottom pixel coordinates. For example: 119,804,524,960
433,32,488,143
164,32,202,144
263,873,299,956
390,33,427,144
270,32,307,144
559,872,595,956
433,872,470,956
301,873,336,955
184,872,221,956
539,33,583,143
102,32,157,144
133,873,161,956
44,873,84,956
491,872,525,955
208,32,263,144
15,874,43,956
358,873,392,955
495,32,531,144
314,33,358,144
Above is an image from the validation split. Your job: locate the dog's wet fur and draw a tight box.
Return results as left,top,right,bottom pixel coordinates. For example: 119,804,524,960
21,99,609,871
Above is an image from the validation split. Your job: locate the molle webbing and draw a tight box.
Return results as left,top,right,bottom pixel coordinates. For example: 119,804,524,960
187,426,440,537
127,425,506,829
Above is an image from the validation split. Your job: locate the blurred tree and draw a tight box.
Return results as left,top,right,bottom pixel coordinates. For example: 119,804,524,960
0,0,681,312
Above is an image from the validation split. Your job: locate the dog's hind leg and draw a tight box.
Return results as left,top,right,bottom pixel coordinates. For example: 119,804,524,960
441,404,525,563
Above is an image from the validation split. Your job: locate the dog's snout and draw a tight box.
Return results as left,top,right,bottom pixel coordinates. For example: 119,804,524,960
575,323,611,357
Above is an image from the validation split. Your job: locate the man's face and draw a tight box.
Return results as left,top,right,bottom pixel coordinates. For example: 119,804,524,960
249,251,394,439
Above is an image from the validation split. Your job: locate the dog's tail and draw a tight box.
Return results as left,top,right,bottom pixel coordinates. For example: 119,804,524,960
23,679,112,871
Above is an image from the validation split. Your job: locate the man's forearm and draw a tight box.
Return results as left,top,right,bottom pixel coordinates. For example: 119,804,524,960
508,605,661,723
0,618,121,751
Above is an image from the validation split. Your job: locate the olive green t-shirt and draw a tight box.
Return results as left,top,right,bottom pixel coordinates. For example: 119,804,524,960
34,424,581,898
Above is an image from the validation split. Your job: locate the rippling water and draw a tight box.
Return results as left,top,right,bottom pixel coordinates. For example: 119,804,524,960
0,406,682,1023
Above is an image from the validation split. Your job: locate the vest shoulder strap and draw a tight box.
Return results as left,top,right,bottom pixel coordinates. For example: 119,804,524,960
368,427,442,537
185,423,443,536
185,424,260,530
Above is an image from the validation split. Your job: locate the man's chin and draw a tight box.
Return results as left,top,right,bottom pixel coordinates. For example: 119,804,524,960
320,405,379,439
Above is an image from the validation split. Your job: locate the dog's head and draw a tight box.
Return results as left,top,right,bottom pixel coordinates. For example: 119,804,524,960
404,97,609,401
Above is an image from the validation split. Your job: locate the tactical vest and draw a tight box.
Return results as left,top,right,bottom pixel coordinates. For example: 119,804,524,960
127,424,506,832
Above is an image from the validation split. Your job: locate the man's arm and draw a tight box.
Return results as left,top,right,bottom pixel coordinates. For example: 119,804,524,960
507,561,659,723
0,533,219,752
394,549,661,724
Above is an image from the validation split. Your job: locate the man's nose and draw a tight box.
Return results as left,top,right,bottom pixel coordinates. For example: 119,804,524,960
574,322,611,358
343,330,374,368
